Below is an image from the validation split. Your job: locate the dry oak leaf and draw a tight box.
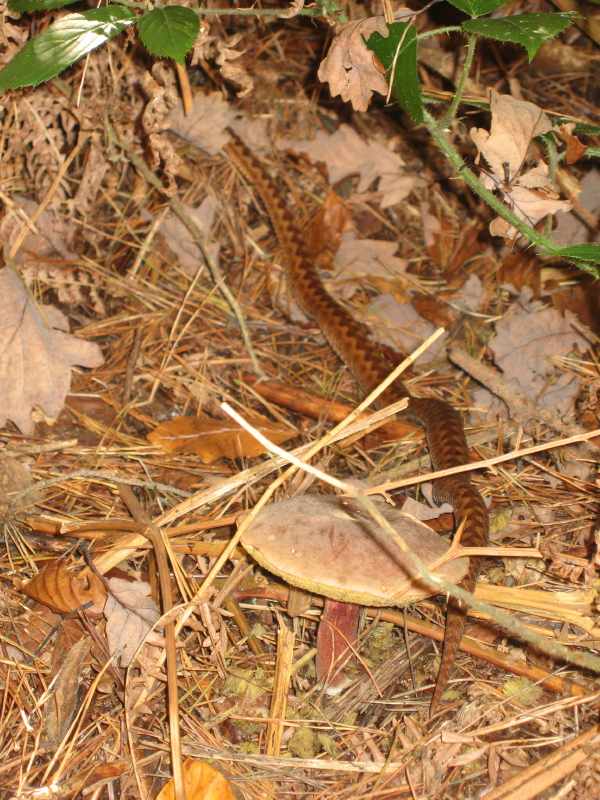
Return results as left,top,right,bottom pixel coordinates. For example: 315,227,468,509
487,162,572,239
489,293,587,415
278,124,413,208
105,577,161,667
156,758,236,800
318,16,390,112
362,293,447,366
330,232,407,298
470,91,571,239
0,268,104,434
167,92,236,155
148,410,296,463
158,196,220,275
21,560,106,614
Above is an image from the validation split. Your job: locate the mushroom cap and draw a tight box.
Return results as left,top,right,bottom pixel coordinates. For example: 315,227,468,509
240,495,468,607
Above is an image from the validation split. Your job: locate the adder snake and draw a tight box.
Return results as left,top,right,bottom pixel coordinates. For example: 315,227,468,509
225,131,489,714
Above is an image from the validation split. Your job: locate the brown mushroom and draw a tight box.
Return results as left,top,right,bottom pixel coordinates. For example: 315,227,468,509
240,495,468,693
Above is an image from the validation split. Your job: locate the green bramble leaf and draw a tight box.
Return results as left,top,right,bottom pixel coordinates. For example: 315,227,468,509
553,243,600,278
367,21,423,124
555,244,600,264
463,12,576,61
573,123,600,136
9,0,82,11
0,6,135,92
138,6,199,65
446,0,508,18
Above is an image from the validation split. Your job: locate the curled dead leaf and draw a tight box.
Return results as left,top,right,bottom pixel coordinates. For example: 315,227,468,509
317,17,390,112
21,560,106,614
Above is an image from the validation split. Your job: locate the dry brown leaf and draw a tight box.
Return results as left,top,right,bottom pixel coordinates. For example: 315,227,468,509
0,453,40,516
470,91,571,239
330,233,407,298
553,170,600,246
489,295,587,413
488,177,572,240
498,250,543,296
278,124,413,208
167,92,235,155
0,268,104,434
558,123,588,166
306,190,353,267
0,197,77,264
42,637,91,749
105,578,161,667
473,289,589,421
58,761,129,797
362,293,447,365
422,205,485,282
21,560,106,614
317,17,390,112
158,197,220,275
148,410,296,463
215,33,253,98
156,758,237,800
471,91,552,182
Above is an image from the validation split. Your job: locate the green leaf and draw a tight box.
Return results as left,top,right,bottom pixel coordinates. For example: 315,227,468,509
9,0,81,11
574,122,600,136
367,22,423,124
446,0,508,18
584,146,600,159
463,12,575,61
555,244,600,264
0,6,135,92
138,6,199,64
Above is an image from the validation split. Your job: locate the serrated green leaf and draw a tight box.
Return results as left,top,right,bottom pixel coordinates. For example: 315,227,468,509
367,22,423,124
9,0,81,11
584,147,600,159
447,0,508,18
0,6,135,92
463,12,575,61
138,6,199,64
574,123,600,136
555,244,600,264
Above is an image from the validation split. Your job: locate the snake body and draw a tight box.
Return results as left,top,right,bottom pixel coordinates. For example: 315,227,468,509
225,132,489,714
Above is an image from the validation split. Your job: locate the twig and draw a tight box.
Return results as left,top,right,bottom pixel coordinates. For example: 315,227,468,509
119,485,186,800
368,427,600,496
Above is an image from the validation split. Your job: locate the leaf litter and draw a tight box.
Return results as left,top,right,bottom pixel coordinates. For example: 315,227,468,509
0,13,598,800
